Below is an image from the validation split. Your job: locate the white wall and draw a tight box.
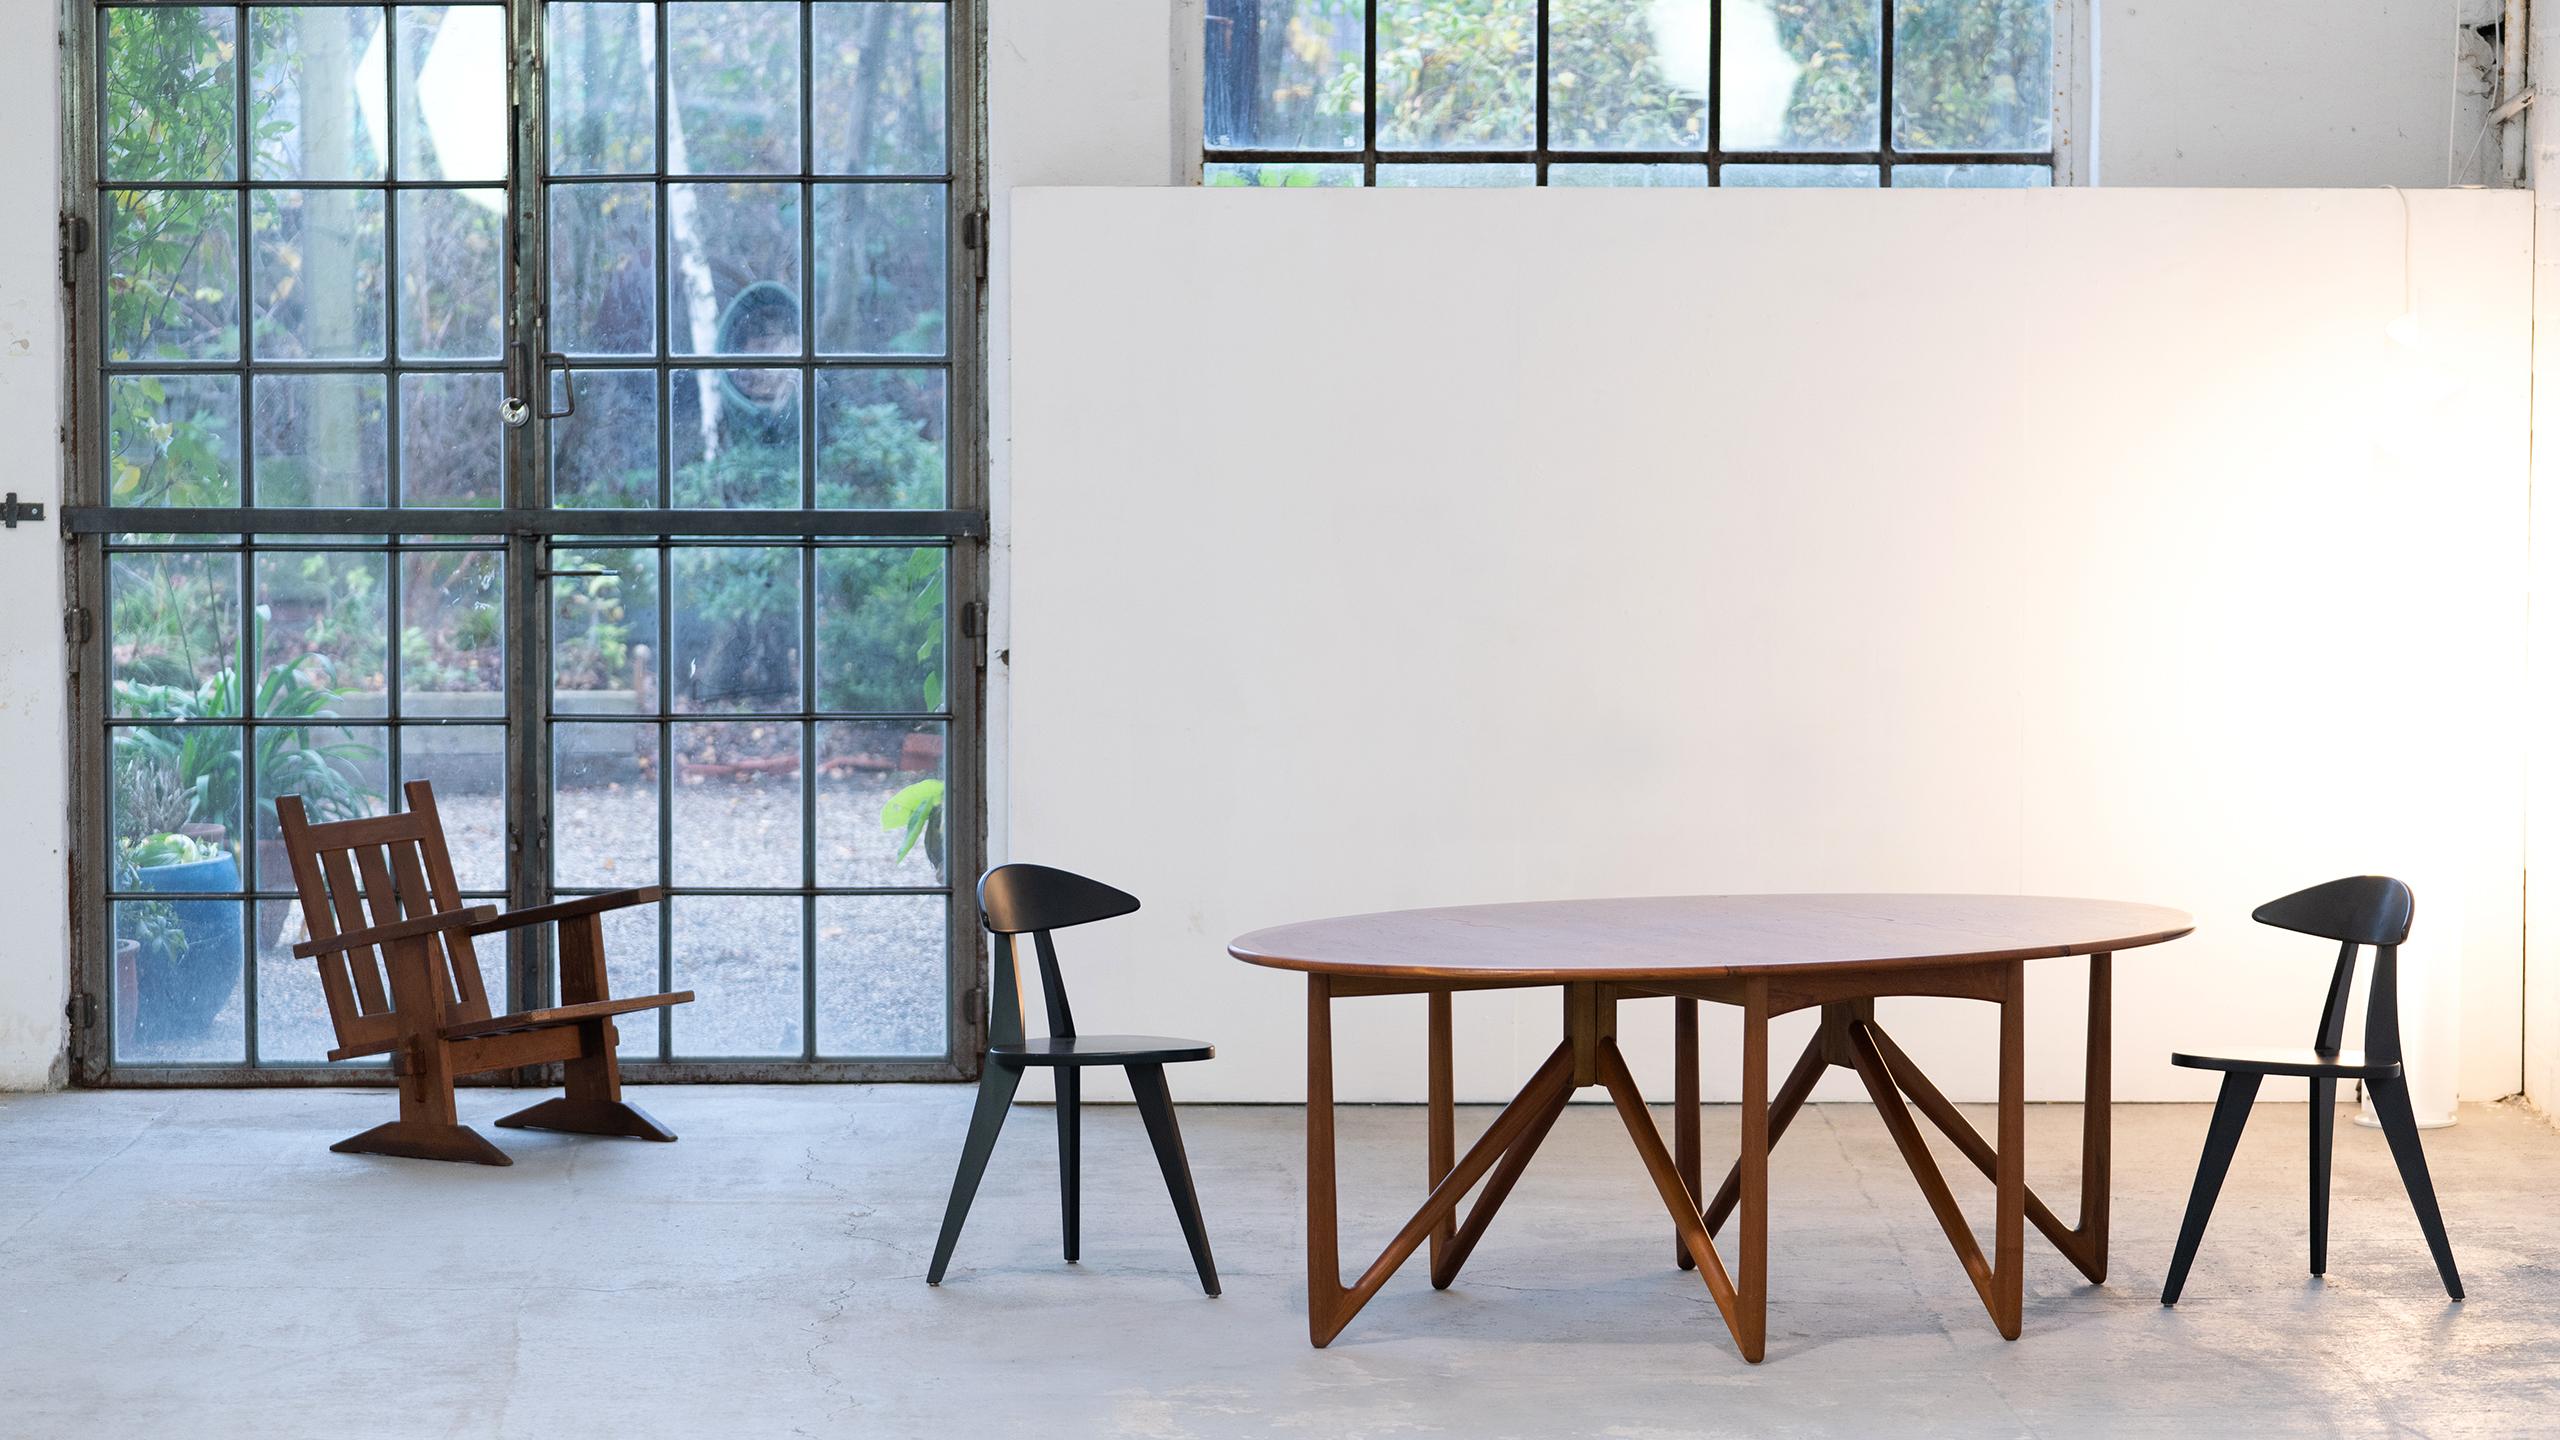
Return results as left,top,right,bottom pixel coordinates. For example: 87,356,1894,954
0,0,2500,1087
0,0,66,1090
1006,186,2531,1107
2097,1,2465,187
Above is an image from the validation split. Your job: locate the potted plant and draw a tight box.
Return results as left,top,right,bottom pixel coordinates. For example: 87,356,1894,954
112,896,185,1053
114,659,382,946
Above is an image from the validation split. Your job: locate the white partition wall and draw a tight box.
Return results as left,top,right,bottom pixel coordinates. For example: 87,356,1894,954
1005,186,2532,1107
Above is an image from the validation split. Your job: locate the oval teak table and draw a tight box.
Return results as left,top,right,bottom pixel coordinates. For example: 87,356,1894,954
1230,894,2195,1361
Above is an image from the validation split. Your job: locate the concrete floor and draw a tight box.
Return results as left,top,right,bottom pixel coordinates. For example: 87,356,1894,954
1,1088,2554,1439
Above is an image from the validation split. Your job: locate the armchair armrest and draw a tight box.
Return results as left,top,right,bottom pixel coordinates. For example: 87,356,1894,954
465,887,665,937
294,905,498,960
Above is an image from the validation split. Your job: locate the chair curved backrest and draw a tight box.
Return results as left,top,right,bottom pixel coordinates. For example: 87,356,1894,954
2254,875,2415,1063
2251,876,2413,947
975,864,1139,1050
979,864,1139,935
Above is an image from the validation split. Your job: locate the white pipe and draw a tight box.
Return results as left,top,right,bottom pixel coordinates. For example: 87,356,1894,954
2504,0,2530,182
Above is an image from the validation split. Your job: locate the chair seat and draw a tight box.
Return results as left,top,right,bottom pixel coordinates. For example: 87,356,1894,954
991,1034,1215,1067
2170,1045,2399,1079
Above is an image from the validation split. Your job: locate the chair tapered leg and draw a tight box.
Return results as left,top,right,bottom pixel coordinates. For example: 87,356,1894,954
927,1062,1025,1285
1056,1067,1081,1263
2162,1071,2260,1305
1128,1062,1220,1296
2366,1074,2463,1300
2308,1076,2336,1276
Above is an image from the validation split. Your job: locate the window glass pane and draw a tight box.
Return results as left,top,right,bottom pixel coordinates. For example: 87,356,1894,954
551,183,659,356
1377,0,1538,150
255,919,350,1063
395,7,508,182
672,546,802,713
671,896,803,1058
815,369,945,508
597,902,664,1057
1722,0,1879,151
1892,162,2051,187
399,725,507,889
1548,0,1707,151
813,2,947,175
1548,163,1709,186
112,551,243,715
251,189,388,361
816,547,943,714
1202,161,1363,187
107,191,242,363
817,894,945,1057
555,724,660,889
113,726,245,862
816,721,944,887
399,372,503,506
250,7,387,181
109,375,242,507
668,183,804,356
104,7,238,182
1724,163,1880,186
112,898,244,1064
254,374,389,507
552,369,661,507
252,724,390,838
670,1,803,174
1202,0,1365,151
398,188,506,359
673,369,804,508
553,546,659,703
547,2,656,174
812,184,942,355
1894,0,2052,153
1375,164,1534,187
255,550,389,718
402,549,506,710
671,721,803,886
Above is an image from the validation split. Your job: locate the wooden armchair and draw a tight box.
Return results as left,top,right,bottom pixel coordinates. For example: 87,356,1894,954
277,780,693,1166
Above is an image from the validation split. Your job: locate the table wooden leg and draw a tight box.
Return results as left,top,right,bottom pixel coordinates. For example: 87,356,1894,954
1844,1012,2016,1338
1596,1037,1760,1361
1427,989,1454,1274
1704,1026,1828,1234
1305,976,1577,1348
1994,959,2026,1338
1307,975,1340,1348
1674,997,1699,1270
1737,980,1769,1359
1864,953,2112,1284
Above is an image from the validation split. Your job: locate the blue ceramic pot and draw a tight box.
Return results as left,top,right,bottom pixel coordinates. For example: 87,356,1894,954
131,854,243,1044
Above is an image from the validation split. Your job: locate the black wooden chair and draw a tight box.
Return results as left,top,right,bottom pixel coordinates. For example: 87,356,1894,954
926,864,1220,1294
2161,876,2461,1304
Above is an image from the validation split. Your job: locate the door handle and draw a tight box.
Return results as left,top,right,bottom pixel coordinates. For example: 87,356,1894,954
503,340,578,426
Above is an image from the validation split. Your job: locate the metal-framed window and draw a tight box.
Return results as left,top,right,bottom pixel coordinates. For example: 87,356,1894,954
1197,0,2067,187
61,0,990,1085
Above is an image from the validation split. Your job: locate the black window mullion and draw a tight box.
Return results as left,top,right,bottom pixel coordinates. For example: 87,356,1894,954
1208,2,2054,187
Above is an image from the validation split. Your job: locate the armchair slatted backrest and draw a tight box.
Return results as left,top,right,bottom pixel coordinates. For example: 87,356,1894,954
2251,875,2415,1066
275,779,493,1059
976,864,1141,1048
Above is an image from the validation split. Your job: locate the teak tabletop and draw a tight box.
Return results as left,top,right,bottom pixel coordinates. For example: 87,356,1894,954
1229,893,2195,1361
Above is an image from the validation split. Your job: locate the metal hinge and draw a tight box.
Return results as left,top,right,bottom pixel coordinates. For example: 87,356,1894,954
1,494,45,529
67,991,96,1032
960,599,987,670
64,606,90,645
961,986,984,1021
59,214,88,290
960,208,989,282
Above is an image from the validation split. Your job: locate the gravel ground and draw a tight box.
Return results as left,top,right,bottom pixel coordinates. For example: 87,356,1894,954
119,770,952,1067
